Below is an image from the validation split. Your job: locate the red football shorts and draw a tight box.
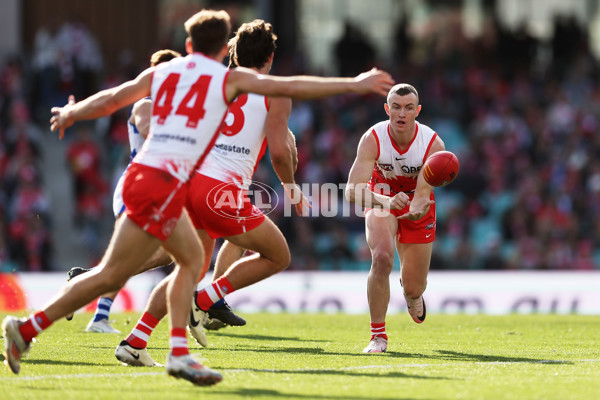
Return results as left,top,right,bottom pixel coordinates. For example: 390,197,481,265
123,163,188,241
186,173,265,239
366,193,436,244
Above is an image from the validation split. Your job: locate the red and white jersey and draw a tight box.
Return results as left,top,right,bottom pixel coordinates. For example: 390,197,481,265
134,53,231,182
198,93,269,190
368,120,438,195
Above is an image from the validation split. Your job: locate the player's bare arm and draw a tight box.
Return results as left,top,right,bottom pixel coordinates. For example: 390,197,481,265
345,132,410,210
265,97,309,216
398,136,446,221
50,68,154,139
131,98,153,139
225,67,394,103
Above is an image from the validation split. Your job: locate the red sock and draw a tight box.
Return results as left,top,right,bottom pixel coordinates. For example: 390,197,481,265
195,277,235,310
19,311,52,343
169,327,189,357
125,312,160,349
370,322,388,341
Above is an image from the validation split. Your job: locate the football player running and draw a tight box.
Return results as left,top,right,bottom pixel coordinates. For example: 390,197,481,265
115,19,310,366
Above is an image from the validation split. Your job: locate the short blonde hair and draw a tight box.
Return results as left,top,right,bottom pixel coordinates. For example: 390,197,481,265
387,83,419,105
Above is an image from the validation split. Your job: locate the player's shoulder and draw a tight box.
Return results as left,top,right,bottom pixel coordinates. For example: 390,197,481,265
359,122,385,153
366,120,389,138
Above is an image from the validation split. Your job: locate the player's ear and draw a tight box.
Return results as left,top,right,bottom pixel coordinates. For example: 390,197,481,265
219,43,228,58
416,104,422,116
384,103,390,116
185,38,193,54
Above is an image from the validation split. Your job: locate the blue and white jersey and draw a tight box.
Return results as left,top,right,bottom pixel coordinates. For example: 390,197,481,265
112,98,149,217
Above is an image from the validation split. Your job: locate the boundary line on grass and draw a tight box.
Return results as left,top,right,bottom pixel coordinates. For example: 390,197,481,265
2,359,599,381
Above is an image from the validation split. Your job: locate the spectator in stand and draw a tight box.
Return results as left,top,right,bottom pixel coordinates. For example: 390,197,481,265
65,126,108,256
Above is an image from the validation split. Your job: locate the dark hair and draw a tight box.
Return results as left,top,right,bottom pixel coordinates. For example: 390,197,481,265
228,19,277,68
387,83,419,104
184,9,231,56
150,49,182,66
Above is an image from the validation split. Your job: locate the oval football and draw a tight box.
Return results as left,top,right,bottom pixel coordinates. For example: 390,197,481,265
422,151,459,187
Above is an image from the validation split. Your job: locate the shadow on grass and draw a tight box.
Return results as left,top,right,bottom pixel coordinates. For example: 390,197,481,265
219,387,429,400
11,358,105,367
214,332,332,343
75,344,572,366
433,349,573,364
224,367,443,381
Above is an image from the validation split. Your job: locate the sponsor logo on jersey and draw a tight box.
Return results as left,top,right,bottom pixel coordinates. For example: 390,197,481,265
377,163,393,172
401,165,422,175
214,143,252,155
152,132,197,145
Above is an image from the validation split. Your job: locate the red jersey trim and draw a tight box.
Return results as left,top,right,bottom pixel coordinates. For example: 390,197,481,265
422,132,438,163
264,96,270,111
222,70,232,105
253,137,268,174
387,123,419,155
371,129,380,160
190,109,230,179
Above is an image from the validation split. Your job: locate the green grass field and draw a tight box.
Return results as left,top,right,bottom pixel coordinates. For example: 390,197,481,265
1,312,599,400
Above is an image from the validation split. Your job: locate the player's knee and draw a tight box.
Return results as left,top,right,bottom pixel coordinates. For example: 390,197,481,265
277,247,291,271
371,251,394,273
267,246,290,272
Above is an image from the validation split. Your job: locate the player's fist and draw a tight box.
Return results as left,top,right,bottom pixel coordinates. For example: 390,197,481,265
388,192,410,210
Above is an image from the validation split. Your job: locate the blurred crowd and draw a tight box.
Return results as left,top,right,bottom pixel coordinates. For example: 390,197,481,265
1,12,599,272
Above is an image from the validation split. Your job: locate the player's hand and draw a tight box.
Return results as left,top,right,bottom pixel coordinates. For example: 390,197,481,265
50,95,76,139
387,192,410,210
354,68,394,97
397,198,435,221
283,183,311,216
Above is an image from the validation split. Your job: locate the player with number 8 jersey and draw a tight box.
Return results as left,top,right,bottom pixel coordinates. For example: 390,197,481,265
199,92,269,188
